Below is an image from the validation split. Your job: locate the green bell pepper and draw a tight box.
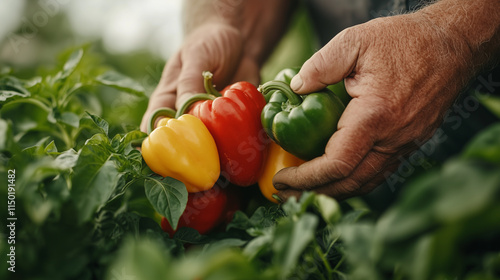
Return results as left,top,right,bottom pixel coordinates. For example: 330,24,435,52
274,67,300,84
327,81,351,107
269,67,352,106
259,78,346,161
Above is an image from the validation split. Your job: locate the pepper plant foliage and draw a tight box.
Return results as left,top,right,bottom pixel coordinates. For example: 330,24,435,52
1,48,500,280
0,48,188,278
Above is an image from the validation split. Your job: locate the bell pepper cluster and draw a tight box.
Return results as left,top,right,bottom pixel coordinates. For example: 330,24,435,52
183,71,268,187
260,69,346,161
141,69,347,235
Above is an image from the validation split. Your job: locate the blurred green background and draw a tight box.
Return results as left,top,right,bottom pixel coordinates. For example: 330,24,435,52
0,0,317,129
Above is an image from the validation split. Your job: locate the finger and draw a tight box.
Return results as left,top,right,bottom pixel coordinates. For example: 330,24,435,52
290,28,360,94
140,92,177,132
230,56,260,86
208,26,244,88
310,159,401,200
140,55,182,132
274,146,387,193
273,98,377,190
157,51,182,92
276,153,401,201
275,189,303,203
175,53,209,109
176,27,244,108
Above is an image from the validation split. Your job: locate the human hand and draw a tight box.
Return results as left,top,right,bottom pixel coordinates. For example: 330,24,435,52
273,11,476,200
140,23,261,132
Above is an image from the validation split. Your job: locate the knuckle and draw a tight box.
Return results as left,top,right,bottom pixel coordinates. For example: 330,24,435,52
327,158,356,179
332,178,363,199
337,26,358,45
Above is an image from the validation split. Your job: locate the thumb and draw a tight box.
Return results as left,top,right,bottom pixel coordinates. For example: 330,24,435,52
291,29,360,94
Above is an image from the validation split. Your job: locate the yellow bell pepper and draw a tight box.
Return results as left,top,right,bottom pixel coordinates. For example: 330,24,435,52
258,141,306,203
142,112,220,193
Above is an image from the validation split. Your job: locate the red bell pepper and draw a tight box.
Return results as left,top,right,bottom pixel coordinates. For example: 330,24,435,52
161,184,229,237
178,71,268,187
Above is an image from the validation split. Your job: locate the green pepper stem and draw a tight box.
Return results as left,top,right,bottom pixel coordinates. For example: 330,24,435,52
175,93,216,118
259,81,303,105
147,108,176,134
203,71,222,97
260,87,273,103
130,137,146,148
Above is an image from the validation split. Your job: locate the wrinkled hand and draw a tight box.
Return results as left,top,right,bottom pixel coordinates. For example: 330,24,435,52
273,12,474,200
140,23,260,132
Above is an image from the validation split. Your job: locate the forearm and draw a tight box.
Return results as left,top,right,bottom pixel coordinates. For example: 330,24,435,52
182,0,296,66
420,0,500,72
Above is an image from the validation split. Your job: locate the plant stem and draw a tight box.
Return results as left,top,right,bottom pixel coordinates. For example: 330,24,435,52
259,81,302,105
315,242,334,280
2,97,52,113
147,108,177,134
107,177,139,203
56,122,73,149
130,138,146,148
332,256,345,272
203,71,222,97
175,93,216,118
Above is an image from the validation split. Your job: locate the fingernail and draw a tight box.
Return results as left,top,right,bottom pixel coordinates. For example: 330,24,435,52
273,183,288,190
290,74,303,91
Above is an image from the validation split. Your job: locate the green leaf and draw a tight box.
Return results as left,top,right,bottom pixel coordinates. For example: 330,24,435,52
10,148,76,224
173,227,210,244
280,196,302,217
340,223,382,280
226,211,254,232
85,133,110,146
374,172,440,244
0,119,9,150
435,160,500,223
44,140,58,154
71,142,120,224
127,197,160,222
0,76,31,102
1,97,51,114
84,111,109,136
22,136,53,157
341,209,370,224
0,118,19,154
95,70,145,97
56,49,84,81
58,112,80,128
111,133,122,150
273,213,319,278
127,149,143,173
202,239,248,255
195,249,266,280
227,206,282,233
105,237,170,280
479,94,500,119
77,117,108,145
25,76,42,89
313,194,341,225
243,227,274,260
111,152,142,175
144,175,188,230
117,130,147,154
0,90,30,102
462,122,500,164
280,191,316,217
54,149,78,169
